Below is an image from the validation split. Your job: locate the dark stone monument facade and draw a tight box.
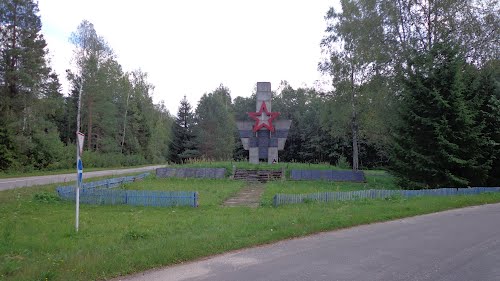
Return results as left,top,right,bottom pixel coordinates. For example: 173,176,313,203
237,82,292,164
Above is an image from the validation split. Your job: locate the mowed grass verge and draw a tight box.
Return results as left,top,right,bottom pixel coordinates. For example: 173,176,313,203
1,173,500,281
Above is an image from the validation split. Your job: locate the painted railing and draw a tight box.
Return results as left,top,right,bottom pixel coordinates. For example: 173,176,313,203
56,172,198,207
58,188,198,207
273,187,500,207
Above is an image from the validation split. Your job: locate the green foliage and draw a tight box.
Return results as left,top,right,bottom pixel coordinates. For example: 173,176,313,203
474,60,500,185
320,1,395,170
30,124,65,169
0,16,172,173
196,85,236,160
0,120,17,170
335,156,350,169
81,151,147,168
33,192,60,203
169,96,199,163
123,230,149,241
391,44,496,188
319,0,500,171
0,0,67,172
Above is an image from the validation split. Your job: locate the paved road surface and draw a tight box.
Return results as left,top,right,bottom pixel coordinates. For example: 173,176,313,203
0,165,164,191
116,203,500,281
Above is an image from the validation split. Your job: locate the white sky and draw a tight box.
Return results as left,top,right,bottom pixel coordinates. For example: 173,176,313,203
38,0,338,115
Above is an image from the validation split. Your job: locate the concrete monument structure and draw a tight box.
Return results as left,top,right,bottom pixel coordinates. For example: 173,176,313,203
237,82,292,164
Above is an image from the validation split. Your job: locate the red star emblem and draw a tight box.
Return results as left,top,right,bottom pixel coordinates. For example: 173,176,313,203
248,102,280,132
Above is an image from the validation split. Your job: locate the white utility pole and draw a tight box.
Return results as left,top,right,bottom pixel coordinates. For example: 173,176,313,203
75,78,84,232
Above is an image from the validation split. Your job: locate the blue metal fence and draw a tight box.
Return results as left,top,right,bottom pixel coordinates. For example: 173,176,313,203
79,172,149,189
56,172,198,207
273,187,500,207
58,188,198,207
290,170,365,182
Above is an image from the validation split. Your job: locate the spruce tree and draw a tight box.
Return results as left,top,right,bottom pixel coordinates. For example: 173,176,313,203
169,96,198,163
475,60,500,185
391,43,493,188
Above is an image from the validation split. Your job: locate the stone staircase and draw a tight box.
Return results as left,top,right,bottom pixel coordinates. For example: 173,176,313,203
223,184,264,208
233,169,283,183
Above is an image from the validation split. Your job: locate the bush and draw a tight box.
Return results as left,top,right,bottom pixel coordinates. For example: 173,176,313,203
33,192,61,203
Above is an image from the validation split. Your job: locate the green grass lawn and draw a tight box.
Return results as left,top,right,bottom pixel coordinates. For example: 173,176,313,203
122,177,246,206
1,167,500,281
261,171,397,206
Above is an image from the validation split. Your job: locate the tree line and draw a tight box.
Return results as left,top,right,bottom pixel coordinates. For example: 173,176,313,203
1,0,172,171
319,0,499,188
1,0,499,189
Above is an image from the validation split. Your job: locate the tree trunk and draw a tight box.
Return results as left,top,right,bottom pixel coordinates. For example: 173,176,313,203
87,98,93,151
7,2,18,104
120,91,130,153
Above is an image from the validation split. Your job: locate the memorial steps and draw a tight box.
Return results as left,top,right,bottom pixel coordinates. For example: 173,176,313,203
232,169,283,183
222,184,265,208
224,169,282,207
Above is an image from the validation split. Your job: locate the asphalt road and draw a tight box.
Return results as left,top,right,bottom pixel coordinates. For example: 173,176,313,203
117,203,500,281
0,165,164,191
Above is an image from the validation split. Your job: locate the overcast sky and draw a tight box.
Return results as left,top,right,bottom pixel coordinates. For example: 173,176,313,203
38,0,338,115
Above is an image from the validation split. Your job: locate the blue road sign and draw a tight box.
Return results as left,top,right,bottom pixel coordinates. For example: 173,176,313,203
77,159,83,172
77,159,83,185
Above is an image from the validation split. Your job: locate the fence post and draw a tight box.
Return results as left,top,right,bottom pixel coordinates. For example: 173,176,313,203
273,194,278,207
194,192,199,207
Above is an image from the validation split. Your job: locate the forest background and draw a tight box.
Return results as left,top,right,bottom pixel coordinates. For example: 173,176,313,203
1,0,498,189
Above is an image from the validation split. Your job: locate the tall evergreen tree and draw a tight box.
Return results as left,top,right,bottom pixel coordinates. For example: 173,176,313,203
391,43,493,188
0,0,65,170
169,96,199,163
475,60,500,185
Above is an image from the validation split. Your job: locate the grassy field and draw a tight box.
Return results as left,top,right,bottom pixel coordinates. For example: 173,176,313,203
1,166,500,281
122,177,246,206
261,170,397,206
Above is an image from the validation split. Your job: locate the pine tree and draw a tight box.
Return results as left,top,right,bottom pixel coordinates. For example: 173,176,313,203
391,43,493,188
0,0,65,170
1,0,50,121
169,96,198,163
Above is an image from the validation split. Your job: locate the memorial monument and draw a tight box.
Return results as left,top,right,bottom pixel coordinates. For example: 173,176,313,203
237,82,292,164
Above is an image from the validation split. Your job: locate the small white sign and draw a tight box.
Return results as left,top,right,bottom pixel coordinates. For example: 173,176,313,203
77,132,85,155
